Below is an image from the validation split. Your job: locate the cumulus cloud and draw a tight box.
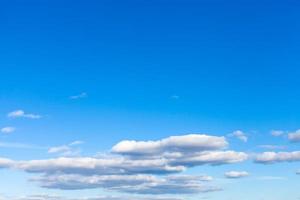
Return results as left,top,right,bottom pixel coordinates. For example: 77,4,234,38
16,156,184,175
168,151,248,166
31,174,219,194
224,171,249,178
112,134,228,155
288,130,300,142
228,130,248,142
70,92,87,100
255,151,300,164
1,126,16,134
7,110,41,119
0,134,247,194
270,130,285,137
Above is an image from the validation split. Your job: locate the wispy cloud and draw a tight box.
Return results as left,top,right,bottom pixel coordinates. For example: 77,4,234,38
224,171,249,179
0,142,45,150
70,92,87,100
7,110,41,119
48,141,83,157
228,130,248,142
1,126,16,134
256,176,286,181
270,130,285,137
170,95,179,100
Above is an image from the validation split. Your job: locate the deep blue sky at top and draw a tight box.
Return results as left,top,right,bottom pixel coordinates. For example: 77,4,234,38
1,0,300,142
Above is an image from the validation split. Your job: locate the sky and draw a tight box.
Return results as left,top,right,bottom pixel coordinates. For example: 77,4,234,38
0,0,300,200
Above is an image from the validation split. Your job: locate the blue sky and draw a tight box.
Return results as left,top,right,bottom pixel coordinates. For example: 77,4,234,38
0,0,300,200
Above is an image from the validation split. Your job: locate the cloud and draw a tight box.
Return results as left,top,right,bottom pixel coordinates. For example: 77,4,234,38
1,126,16,134
170,95,179,100
256,176,286,181
16,156,184,175
7,110,41,119
270,130,285,137
31,174,219,194
112,134,247,167
10,194,182,200
168,151,248,167
0,142,44,149
69,140,84,146
48,141,83,157
255,151,300,164
112,134,228,155
70,92,87,100
228,130,248,142
288,130,300,142
224,171,249,178
0,158,14,168
296,170,300,175
0,134,247,194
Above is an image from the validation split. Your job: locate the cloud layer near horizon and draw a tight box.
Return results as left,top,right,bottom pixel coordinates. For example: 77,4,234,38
0,134,247,194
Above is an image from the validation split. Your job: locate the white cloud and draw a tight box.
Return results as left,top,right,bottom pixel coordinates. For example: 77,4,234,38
69,140,84,146
32,174,219,194
0,134,248,194
1,126,16,134
7,110,41,119
48,141,83,157
16,156,184,175
228,130,248,142
296,170,300,175
11,194,182,200
0,158,14,168
70,92,87,99
168,151,248,166
256,176,286,181
288,129,300,142
270,130,285,137
255,151,300,164
112,134,228,155
224,171,249,178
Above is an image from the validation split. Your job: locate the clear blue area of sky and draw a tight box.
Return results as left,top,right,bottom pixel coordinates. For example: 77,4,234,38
0,1,300,200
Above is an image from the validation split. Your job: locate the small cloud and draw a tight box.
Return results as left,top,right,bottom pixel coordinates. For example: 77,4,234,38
170,95,179,100
7,110,41,119
69,140,84,146
224,171,249,179
270,130,285,137
1,127,16,134
70,92,87,100
228,130,248,142
296,170,300,175
257,176,286,181
288,129,300,142
48,141,83,157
